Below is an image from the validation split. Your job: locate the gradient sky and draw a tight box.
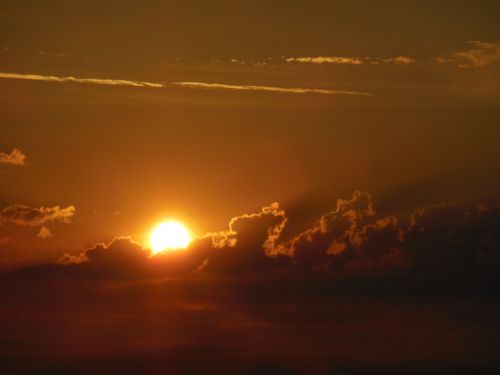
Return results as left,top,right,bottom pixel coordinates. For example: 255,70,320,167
3,3,500,373
1,0,500,269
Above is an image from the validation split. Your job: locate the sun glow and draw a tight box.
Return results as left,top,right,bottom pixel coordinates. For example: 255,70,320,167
150,221,191,254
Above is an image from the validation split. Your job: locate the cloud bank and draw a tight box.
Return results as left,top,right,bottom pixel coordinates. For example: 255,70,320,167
27,191,498,290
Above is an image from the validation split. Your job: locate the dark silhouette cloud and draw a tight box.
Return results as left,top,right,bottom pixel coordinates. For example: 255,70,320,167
202,203,289,275
284,191,375,271
8,192,500,291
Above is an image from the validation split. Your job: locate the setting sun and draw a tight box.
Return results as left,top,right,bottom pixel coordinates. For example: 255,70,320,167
150,221,191,254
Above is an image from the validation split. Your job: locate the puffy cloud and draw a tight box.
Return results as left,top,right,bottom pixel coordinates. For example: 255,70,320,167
346,216,408,275
223,202,288,255
0,148,26,166
13,192,500,287
436,41,500,68
57,203,290,278
287,191,375,269
202,203,290,275
352,216,404,260
0,204,75,227
37,226,52,239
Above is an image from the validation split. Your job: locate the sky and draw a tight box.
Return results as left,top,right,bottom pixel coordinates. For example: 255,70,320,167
1,0,500,268
1,1,500,372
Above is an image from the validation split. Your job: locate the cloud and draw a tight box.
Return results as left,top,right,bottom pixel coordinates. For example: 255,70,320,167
0,148,26,166
84,237,149,268
380,56,416,65
0,204,75,227
404,201,500,273
55,237,151,278
212,202,288,254
0,72,371,96
201,203,290,275
57,203,291,278
436,41,500,68
285,56,415,65
286,56,364,65
0,72,163,88
347,216,408,275
170,81,371,96
12,192,500,289
37,226,52,239
57,252,88,265
285,191,376,270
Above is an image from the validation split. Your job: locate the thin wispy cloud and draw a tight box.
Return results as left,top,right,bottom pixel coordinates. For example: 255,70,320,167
0,72,163,88
436,41,500,68
170,81,371,96
286,56,364,65
0,72,371,96
286,56,415,65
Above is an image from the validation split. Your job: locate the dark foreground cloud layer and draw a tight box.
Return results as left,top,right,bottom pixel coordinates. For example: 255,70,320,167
13,192,500,292
3,277,500,374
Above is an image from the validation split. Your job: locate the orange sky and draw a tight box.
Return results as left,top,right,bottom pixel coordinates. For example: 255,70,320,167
1,0,500,269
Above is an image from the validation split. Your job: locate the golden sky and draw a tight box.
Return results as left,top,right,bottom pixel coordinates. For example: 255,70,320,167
1,0,500,268
2,3,500,373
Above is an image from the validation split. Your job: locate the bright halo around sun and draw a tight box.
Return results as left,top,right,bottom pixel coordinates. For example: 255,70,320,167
150,221,191,254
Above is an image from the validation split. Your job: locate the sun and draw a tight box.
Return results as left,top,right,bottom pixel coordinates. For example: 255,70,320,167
149,221,191,254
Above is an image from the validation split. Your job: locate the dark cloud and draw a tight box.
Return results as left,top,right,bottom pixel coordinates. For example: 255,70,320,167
57,237,150,278
202,203,290,275
285,55,415,65
285,191,375,270
406,202,469,270
0,204,75,227
9,192,500,291
406,202,500,275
